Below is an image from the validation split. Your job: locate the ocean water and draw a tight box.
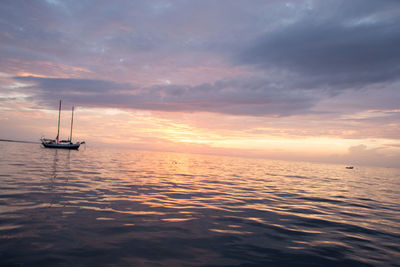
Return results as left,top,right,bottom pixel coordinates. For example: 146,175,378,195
0,142,399,266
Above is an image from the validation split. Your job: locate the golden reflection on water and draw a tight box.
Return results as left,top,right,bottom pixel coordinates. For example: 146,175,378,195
79,149,400,235
1,142,400,265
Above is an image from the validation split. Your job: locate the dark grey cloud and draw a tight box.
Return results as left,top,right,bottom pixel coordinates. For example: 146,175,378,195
14,76,319,116
0,1,77,60
237,0,400,89
2,0,400,118
0,0,280,68
16,76,134,94
3,0,400,81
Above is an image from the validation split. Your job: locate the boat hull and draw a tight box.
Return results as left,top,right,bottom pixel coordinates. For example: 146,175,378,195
42,142,80,150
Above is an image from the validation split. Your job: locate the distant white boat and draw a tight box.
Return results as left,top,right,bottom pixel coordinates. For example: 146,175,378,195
41,100,85,150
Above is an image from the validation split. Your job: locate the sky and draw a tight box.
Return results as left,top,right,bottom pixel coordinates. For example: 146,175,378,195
1,0,400,167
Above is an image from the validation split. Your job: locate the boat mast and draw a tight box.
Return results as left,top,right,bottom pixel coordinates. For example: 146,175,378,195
69,106,74,142
56,100,61,143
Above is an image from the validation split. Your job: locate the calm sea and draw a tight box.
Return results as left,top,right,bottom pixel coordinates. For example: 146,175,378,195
0,141,399,266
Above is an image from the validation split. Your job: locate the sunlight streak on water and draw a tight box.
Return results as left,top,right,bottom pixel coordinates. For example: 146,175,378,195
0,142,399,266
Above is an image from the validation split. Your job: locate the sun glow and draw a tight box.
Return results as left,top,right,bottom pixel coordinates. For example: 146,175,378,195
66,107,389,158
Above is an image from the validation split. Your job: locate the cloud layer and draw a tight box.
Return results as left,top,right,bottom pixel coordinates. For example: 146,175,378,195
2,0,399,115
238,0,400,89
15,76,319,116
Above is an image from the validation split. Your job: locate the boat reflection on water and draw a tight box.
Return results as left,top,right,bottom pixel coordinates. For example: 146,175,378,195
47,148,72,208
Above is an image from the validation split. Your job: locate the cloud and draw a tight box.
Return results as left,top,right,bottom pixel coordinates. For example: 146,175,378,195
2,0,400,137
3,0,400,92
237,0,400,90
14,75,320,116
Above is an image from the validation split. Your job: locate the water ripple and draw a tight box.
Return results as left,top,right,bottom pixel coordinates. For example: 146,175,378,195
0,142,399,266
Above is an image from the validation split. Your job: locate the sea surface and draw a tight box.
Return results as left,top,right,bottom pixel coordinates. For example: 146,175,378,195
0,141,399,266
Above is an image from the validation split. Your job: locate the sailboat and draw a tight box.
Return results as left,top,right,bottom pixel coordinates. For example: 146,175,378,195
41,100,85,150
